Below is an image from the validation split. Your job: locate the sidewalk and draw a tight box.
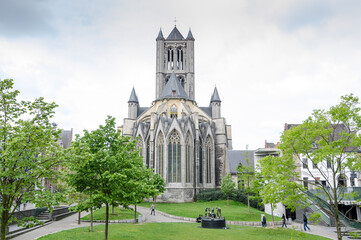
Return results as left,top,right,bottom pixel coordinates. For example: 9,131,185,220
10,211,96,240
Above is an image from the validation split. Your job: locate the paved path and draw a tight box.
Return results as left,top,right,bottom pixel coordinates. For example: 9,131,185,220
9,205,352,240
11,211,100,240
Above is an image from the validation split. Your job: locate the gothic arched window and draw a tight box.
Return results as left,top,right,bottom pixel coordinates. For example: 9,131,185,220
205,136,212,183
186,134,192,183
146,139,150,168
157,132,164,176
170,104,178,118
168,130,181,183
199,139,203,184
136,136,143,157
177,48,183,70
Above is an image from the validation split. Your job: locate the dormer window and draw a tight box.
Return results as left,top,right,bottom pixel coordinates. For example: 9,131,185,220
170,104,178,118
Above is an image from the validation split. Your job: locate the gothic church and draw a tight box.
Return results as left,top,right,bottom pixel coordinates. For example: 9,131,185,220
121,26,233,202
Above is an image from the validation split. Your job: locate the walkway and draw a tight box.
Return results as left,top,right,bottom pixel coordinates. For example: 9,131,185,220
8,205,350,240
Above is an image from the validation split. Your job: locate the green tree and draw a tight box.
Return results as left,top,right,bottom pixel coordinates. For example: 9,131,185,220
279,94,361,240
237,149,255,213
0,79,65,240
67,116,157,240
150,173,166,203
255,155,306,225
221,174,236,205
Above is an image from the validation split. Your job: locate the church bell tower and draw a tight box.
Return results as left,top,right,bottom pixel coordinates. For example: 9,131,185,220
156,26,195,100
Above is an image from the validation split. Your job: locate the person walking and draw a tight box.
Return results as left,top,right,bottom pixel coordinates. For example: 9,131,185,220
150,204,155,216
282,213,287,228
261,214,267,227
303,213,310,231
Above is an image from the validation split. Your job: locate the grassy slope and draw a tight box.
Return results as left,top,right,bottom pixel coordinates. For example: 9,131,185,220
81,207,139,221
38,223,330,240
140,200,281,221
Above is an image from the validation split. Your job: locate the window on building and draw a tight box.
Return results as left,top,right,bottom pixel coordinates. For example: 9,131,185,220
157,132,164,177
199,139,203,184
338,175,347,187
186,134,192,183
303,177,308,190
136,136,143,157
302,158,308,168
146,140,150,167
170,104,178,118
313,161,317,169
326,158,332,168
350,177,355,187
321,180,327,186
168,130,181,183
205,136,212,184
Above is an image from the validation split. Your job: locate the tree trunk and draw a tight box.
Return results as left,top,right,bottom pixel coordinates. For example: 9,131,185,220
271,203,274,226
90,208,93,232
333,189,342,240
134,205,137,223
78,212,81,225
1,209,9,240
112,205,114,215
105,203,109,240
247,193,250,213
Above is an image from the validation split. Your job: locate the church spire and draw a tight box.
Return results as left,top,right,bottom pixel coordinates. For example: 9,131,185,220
156,28,165,40
210,87,221,103
128,87,139,103
186,28,195,41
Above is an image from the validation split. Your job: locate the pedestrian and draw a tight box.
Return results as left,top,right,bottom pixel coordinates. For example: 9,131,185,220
150,203,155,216
282,213,287,228
303,212,310,231
261,214,267,227
23,201,27,210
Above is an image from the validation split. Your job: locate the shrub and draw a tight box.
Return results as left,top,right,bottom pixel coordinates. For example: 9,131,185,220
197,188,264,211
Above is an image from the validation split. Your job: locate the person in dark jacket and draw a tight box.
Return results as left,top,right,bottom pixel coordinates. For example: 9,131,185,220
303,213,310,231
261,214,267,227
282,213,287,228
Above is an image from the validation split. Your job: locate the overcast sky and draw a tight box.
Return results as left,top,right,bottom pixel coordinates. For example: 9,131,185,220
0,0,361,150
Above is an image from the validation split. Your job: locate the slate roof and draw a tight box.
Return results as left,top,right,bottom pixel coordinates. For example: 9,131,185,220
166,26,185,41
228,150,255,174
128,88,139,103
186,28,195,40
138,107,148,117
200,107,212,117
156,28,165,40
158,72,190,100
210,87,221,103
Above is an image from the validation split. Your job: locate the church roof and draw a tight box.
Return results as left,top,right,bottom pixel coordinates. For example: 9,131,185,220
228,150,255,174
186,28,195,40
166,26,185,41
156,28,165,40
128,87,139,103
158,72,190,100
210,87,221,102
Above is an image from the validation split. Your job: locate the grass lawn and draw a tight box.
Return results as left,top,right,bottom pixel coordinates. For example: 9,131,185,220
81,207,139,221
38,222,330,240
139,200,281,222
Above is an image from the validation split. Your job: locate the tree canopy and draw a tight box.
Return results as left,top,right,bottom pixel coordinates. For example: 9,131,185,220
278,94,361,240
66,116,162,240
0,79,65,240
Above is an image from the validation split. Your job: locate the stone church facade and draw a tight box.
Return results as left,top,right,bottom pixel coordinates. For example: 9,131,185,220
121,26,233,202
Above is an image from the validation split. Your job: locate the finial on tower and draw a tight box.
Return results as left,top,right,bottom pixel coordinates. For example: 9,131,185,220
174,17,177,26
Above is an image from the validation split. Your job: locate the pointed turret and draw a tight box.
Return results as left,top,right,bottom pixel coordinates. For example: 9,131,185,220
158,72,189,100
128,87,139,103
128,88,139,119
156,28,165,40
210,87,221,118
166,26,185,41
210,87,221,103
186,28,195,41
